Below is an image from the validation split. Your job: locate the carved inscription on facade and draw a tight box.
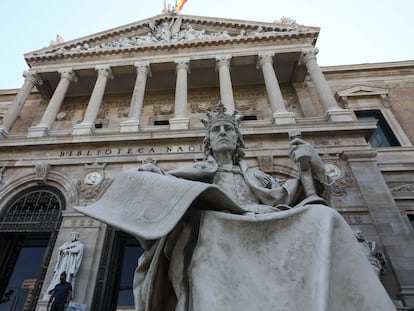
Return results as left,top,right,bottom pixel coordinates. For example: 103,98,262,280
343,214,372,225
58,145,204,158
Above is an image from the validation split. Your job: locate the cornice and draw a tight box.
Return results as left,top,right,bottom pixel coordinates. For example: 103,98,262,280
321,60,414,73
25,32,318,63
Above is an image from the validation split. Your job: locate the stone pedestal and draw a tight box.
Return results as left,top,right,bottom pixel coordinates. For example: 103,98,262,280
326,108,355,122
120,118,140,132
169,117,190,130
273,111,296,125
27,124,50,138
72,121,95,135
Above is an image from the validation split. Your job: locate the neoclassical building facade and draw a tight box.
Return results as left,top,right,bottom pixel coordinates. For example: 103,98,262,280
0,12,413,310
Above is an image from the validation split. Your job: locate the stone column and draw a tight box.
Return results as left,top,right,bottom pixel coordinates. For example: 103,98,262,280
0,71,42,137
300,48,353,122
170,58,190,130
216,54,235,114
342,150,414,306
257,52,295,125
73,65,113,135
27,69,77,137
120,61,151,132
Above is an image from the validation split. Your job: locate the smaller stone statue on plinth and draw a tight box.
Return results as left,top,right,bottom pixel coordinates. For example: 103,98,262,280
44,232,84,300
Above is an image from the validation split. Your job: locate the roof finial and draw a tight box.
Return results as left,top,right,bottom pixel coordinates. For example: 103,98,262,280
49,34,64,46
161,1,178,14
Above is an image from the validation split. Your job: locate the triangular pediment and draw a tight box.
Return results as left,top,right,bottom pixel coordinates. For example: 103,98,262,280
24,13,319,62
335,85,391,108
336,85,390,98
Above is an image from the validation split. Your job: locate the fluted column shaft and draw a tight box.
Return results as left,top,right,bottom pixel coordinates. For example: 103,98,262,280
169,58,190,130
129,62,150,120
257,52,287,113
0,71,42,137
300,48,339,112
120,62,150,132
39,69,77,128
216,54,235,114
83,65,113,125
174,58,190,118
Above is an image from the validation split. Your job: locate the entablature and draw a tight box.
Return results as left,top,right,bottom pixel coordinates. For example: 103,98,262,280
0,120,376,149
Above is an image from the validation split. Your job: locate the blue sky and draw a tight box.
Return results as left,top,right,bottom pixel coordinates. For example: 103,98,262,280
0,0,413,89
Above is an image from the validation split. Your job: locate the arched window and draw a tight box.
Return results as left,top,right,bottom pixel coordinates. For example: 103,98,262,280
0,186,65,311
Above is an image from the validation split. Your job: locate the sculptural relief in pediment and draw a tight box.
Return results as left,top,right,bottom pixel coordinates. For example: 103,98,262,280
27,14,318,58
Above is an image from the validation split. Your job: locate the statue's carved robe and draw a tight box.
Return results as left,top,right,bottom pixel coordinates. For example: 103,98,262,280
46,240,84,296
75,159,395,311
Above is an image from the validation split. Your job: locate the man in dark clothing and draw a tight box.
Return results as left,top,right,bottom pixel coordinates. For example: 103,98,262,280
47,272,72,311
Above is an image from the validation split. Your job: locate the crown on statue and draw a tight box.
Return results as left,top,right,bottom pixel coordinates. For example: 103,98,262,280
201,102,242,129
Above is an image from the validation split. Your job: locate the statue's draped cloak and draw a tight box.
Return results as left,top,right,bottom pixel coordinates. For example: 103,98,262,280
74,166,396,311
46,240,84,296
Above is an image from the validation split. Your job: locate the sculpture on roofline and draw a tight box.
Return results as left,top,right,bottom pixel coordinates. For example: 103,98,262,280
75,103,396,311
49,34,64,46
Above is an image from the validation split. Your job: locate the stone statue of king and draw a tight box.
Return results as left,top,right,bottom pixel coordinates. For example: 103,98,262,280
75,103,395,311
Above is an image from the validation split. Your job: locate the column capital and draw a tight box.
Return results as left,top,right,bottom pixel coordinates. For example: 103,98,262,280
216,54,232,67
300,47,319,65
134,61,151,76
58,69,78,83
257,51,275,69
174,58,190,72
95,65,114,80
23,71,43,86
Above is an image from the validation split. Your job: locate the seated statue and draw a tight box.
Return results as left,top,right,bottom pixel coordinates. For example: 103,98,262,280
75,103,395,311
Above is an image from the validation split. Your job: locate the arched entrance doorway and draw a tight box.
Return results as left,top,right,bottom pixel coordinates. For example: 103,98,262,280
0,185,65,311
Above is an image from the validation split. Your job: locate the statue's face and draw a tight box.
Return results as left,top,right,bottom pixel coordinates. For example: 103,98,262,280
209,121,238,155
71,232,78,242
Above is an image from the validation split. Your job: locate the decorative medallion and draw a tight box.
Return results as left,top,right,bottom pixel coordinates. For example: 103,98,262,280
76,163,111,205
324,164,343,181
84,171,104,186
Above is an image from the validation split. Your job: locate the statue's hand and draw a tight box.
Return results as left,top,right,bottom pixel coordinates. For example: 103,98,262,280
254,171,273,189
289,138,314,161
289,138,326,183
137,163,164,175
290,138,322,168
